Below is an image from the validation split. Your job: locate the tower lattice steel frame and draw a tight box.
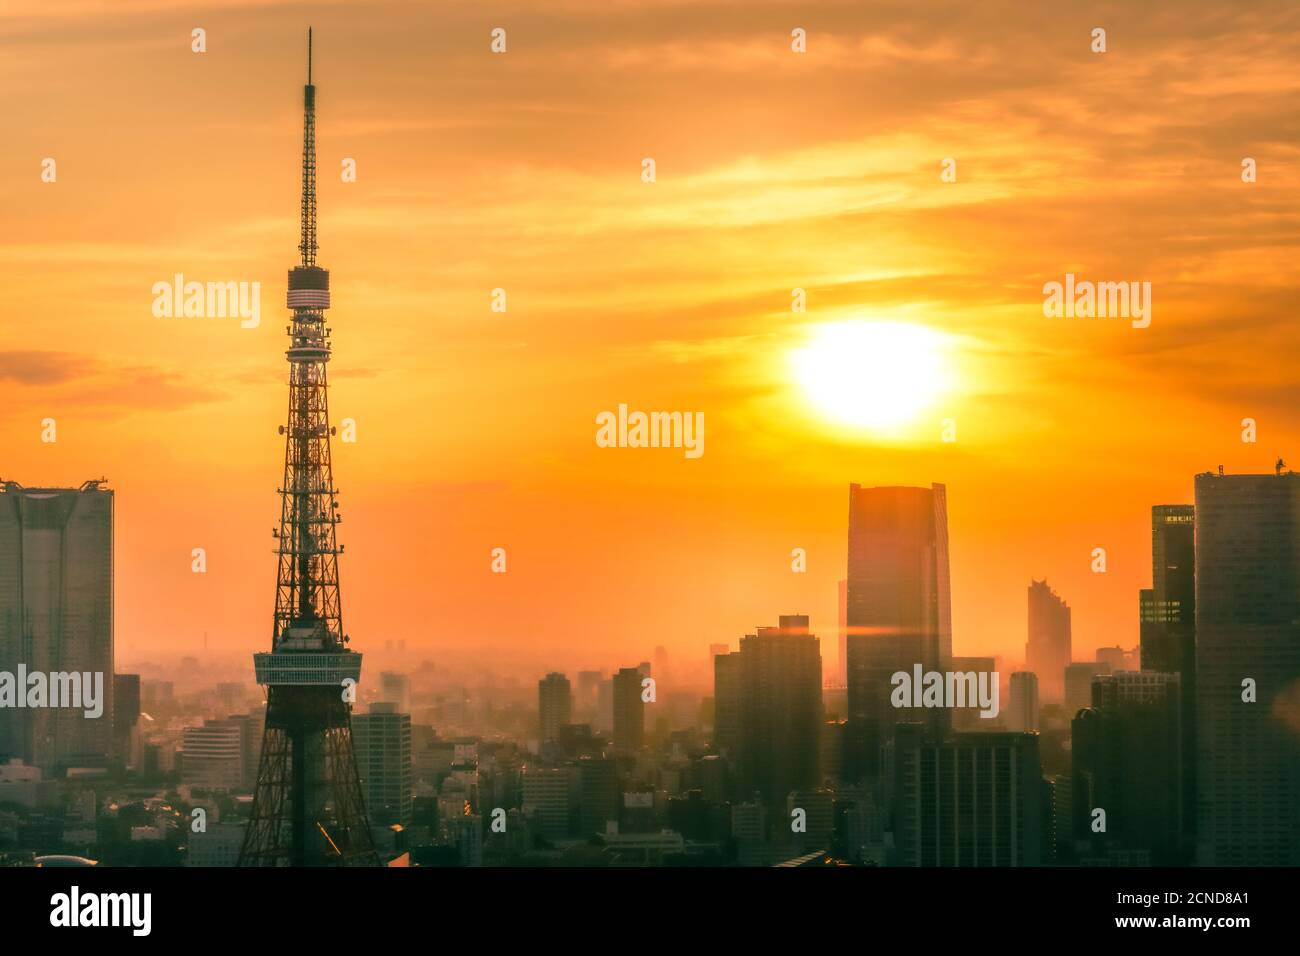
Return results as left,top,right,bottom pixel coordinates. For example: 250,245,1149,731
238,30,378,867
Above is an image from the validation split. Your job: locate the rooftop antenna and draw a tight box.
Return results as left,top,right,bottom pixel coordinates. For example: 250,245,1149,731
299,27,317,267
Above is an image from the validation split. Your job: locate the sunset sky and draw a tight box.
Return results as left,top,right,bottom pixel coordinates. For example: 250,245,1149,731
2,0,1298,683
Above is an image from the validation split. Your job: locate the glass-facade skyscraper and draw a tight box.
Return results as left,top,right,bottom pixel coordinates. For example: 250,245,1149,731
0,480,114,772
845,483,952,784
1194,470,1300,865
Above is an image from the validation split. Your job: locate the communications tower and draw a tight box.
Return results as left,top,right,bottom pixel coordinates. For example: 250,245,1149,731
238,30,377,866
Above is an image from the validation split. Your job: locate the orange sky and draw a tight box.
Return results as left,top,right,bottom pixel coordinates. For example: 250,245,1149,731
2,0,1298,683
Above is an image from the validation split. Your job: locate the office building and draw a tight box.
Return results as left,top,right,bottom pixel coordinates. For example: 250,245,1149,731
1072,671,1185,864
892,725,1047,866
1139,503,1197,845
730,615,822,807
1142,505,1196,673
1026,580,1070,704
713,651,743,764
1195,470,1300,864
612,667,645,752
521,766,577,838
353,702,413,827
0,480,114,772
180,720,245,791
537,672,572,745
845,483,953,783
577,756,620,837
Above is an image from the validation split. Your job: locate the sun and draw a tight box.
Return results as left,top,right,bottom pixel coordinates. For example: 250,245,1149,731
791,320,949,432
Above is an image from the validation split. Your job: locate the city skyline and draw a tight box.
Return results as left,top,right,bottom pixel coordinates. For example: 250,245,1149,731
2,4,1297,940
4,1,1300,670
2,464,1298,870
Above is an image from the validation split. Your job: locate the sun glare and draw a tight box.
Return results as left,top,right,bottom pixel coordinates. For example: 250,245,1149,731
791,321,949,433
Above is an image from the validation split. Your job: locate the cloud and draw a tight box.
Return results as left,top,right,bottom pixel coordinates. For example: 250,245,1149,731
0,351,226,418
0,351,94,384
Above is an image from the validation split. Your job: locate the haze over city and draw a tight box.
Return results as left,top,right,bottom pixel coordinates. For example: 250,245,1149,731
3,0,1299,678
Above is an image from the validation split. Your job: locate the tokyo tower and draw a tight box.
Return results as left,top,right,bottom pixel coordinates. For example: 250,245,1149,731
238,29,378,866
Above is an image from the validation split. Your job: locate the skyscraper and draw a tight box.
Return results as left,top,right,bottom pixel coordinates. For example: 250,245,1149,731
1072,671,1185,864
612,667,645,752
845,483,953,783
733,615,822,807
353,703,413,828
537,672,572,744
1026,580,1071,704
1194,469,1300,865
1139,503,1197,845
837,578,847,686
713,651,743,764
892,725,1047,866
0,480,114,773
1141,505,1196,673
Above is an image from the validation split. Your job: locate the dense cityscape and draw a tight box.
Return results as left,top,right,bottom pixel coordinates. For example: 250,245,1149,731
0,465,1296,868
